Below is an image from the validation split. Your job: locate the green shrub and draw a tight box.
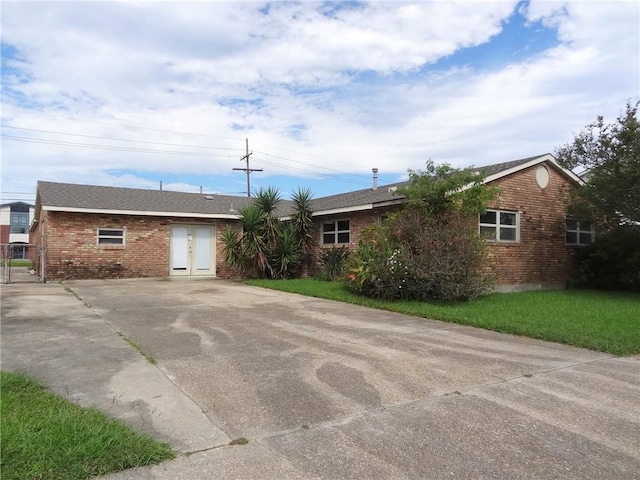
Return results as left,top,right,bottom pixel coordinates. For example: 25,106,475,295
270,223,302,279
573,225,640,292
316,246,350,281
346,209,492,302
221,187,314,279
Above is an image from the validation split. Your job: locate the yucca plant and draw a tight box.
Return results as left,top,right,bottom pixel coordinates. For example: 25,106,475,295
317,246,350,281
253,187,283,252
221,227,246,274
237,204,270,277
270,223,302,279
221,186,315,279
290,187,315,253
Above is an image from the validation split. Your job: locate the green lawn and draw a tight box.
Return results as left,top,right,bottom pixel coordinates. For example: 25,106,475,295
244,279,640,356
0,259,33,267
0,371,175,480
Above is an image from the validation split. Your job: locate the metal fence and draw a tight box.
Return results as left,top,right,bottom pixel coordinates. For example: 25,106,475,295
1,244,44,284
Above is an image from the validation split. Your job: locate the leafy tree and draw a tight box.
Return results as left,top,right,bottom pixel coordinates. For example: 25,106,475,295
398,159,500,216
555,101,640,225
571,225,640,292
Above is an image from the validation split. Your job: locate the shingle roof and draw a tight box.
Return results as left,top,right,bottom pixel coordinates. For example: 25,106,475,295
36,154,573,219
309,181,408,212
309,154,556,212
0,201,34,208
477,155,543,177
37,181,260,217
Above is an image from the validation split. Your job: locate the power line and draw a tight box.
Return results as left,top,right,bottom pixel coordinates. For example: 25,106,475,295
252,141,364,170
253,149,375,180
1,135,237,157
2,107,237,141
1,125,245,151
3,111,374,177
252,157,371,187
2,114,385,185
232,139,262,197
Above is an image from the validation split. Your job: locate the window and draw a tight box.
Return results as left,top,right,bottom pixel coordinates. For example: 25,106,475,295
10,243,27,259
10,211,29,234
10,212,29,233
322,220,350,245
97,228,125,246
479,210,518,242
565,218,594,245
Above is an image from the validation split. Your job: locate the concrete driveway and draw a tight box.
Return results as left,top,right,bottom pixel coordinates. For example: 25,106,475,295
1,278,639,479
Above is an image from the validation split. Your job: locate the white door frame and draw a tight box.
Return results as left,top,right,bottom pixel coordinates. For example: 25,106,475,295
170,224,216,276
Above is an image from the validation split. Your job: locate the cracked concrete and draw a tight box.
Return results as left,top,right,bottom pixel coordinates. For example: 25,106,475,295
1,278,638,479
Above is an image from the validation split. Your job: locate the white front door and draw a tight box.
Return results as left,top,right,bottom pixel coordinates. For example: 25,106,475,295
170,225,216,276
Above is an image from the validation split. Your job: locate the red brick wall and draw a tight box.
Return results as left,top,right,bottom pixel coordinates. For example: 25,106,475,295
37,211,240,281
309,164,578,289
0,225,9,244
483,163,577,289
309,208,396,275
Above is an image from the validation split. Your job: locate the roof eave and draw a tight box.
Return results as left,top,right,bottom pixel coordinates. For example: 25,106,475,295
41,205,240,219
482,153,583,186
312,204,374,217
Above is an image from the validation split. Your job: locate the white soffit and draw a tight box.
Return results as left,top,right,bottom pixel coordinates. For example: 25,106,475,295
41,205,239,219
484,154,583,185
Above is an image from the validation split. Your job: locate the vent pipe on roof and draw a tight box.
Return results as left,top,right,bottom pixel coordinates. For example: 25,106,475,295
159,180,163,191
372,168,379,190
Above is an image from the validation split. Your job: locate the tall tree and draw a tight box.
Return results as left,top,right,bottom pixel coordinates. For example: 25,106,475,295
398,159,499,216
555,101,640,225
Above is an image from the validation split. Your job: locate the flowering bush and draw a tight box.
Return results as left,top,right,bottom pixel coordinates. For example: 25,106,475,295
345,209,492,302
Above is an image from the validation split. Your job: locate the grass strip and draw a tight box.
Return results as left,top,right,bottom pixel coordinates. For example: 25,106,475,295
116,332,157,365
0,371,174,480
244,279,640,356
0,259,33,267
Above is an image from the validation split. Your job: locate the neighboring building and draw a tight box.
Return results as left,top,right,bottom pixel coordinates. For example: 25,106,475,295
0,201,35,259
31,153,587,289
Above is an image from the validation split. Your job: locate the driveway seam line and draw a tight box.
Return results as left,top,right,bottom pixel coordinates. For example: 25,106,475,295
250,354,615,442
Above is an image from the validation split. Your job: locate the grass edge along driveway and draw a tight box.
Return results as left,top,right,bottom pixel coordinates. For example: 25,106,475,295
244,279,640,356
0,371,175,480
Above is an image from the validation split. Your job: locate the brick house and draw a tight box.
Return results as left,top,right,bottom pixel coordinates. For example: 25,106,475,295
31,184,255,280
31,153,589,289
307,154,589,291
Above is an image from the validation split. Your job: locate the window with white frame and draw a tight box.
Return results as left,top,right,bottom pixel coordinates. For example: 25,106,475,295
97,228,125,246
479,210,518,242
565,218,594,245
322,220,350,245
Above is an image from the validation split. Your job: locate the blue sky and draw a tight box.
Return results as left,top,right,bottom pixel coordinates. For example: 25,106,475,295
1,0,638,204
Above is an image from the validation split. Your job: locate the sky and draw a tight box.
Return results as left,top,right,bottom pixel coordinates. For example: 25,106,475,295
1,0,639,204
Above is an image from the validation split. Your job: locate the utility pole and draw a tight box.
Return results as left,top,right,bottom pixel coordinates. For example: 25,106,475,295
233,138,263,197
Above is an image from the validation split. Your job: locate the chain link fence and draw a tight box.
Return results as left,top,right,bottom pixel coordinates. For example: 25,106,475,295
1,244,44,284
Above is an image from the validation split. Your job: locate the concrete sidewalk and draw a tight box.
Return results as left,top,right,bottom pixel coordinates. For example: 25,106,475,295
1,281,229,453
1,279,639,479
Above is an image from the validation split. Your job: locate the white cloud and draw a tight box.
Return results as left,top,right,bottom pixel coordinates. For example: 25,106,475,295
1,0,638,202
